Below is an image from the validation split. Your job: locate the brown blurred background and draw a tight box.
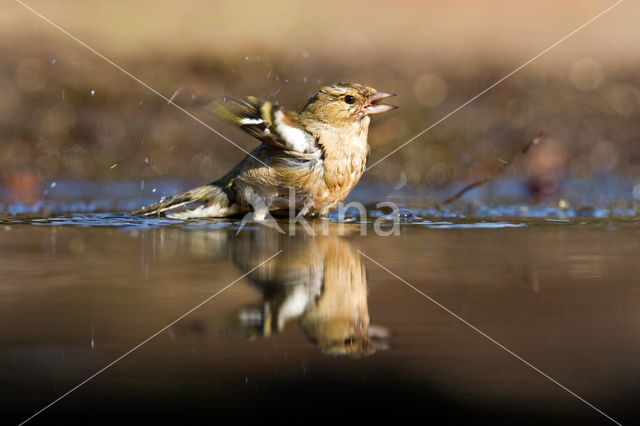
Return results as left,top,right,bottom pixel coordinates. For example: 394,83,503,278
1,0,639,203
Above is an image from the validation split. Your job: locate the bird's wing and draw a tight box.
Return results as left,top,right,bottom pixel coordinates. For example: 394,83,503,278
209,97,318,154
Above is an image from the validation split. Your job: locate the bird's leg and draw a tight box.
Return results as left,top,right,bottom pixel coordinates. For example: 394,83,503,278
295,197,314,219
292,197,316,236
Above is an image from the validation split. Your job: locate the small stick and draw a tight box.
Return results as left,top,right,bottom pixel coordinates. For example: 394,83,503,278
439,131,545,207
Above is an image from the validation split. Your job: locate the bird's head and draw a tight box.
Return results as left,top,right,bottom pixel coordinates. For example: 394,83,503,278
301,82,397,127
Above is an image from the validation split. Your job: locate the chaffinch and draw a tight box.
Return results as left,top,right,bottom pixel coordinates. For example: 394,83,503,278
130,82,397,218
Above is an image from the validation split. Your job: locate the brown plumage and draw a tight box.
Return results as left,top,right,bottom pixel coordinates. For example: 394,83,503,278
129,82,397,218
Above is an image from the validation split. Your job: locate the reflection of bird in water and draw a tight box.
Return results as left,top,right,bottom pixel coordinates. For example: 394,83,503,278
232,231,389,357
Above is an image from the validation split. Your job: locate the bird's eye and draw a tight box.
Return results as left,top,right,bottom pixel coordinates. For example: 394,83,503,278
344,95,356,105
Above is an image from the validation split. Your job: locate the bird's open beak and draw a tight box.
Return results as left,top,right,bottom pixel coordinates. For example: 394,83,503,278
365,91,398,115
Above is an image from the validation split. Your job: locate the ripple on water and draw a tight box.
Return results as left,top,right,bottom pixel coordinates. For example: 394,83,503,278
0,200,636,231
408,221,527,229
0,211,534,231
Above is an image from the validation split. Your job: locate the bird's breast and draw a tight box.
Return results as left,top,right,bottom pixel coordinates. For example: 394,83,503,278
312,132,369,211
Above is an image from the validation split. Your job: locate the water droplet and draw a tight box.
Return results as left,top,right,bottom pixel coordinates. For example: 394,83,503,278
50,182,57,188
91,322,95,349
90,89,96,96
152,188,157,193
144,157,150,164
168,88,181,104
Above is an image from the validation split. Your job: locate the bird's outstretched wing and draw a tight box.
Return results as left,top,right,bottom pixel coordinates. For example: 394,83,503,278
209,97,318,153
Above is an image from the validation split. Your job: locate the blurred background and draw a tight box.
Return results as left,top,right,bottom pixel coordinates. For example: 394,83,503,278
1,0,639,209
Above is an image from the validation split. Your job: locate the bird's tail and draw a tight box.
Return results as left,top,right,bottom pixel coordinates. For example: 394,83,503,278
129,184,230,217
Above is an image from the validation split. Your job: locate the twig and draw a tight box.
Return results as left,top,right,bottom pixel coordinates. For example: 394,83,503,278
439,131,545,207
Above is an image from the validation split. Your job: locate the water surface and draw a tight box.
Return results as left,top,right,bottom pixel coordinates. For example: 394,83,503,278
1,207,639,424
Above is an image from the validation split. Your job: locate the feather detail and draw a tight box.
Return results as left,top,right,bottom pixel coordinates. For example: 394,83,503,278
129,184,234,216
209,97,318,153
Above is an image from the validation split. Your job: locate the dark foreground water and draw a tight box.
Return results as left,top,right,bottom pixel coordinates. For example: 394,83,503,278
1,210,639,425
1,176,640,425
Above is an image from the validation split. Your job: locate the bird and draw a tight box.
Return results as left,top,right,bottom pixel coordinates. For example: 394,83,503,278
130,82,397,219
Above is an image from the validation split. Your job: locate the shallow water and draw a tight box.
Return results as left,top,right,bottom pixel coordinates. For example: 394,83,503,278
2,203,640,425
